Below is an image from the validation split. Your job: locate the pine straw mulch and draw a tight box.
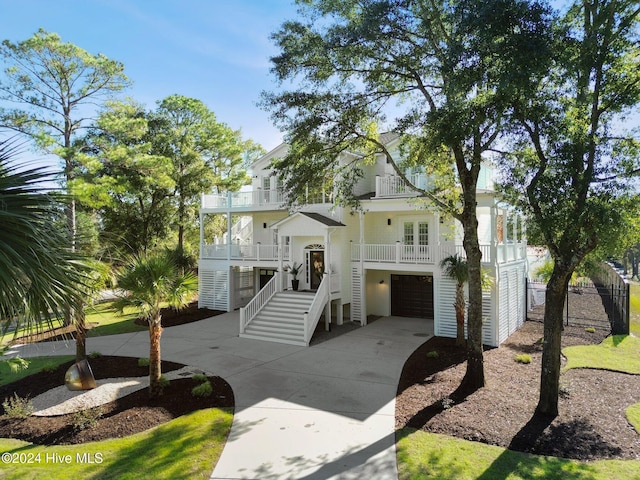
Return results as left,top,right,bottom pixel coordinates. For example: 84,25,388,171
395,320,640,461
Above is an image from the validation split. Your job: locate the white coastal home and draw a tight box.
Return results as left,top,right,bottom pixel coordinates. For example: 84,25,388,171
198,134,527,347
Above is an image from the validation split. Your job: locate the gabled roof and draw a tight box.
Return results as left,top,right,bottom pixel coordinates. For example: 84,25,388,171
270,211,345,230
299,212,345,227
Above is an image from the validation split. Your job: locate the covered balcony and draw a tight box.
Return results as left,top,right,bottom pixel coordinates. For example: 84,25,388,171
351,242,526,266
201,243,291,262
201,187,334,213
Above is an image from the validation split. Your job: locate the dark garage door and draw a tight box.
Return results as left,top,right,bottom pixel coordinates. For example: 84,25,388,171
391,274,434,319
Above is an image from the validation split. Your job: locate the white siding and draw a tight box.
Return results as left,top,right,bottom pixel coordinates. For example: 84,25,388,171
351,265,365,324
198,267,230,311
482,289,494,345
436,277,496,346
436,277,457,339
497,263,527,344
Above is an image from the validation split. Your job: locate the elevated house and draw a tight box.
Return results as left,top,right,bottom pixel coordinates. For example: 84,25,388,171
198,135,527,347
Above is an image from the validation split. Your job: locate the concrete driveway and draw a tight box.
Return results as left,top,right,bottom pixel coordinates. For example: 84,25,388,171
10,312,433,480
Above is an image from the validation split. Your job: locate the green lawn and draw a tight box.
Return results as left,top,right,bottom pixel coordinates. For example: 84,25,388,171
562,335,640,374
1,301,146,346
84,301,147,337
397,429,640,480
0,408,233,480
630,284,640,336
0,356,73,386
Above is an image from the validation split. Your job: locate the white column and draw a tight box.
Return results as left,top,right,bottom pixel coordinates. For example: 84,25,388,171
276,228,283,292
490,205,498,265
227,212,233,261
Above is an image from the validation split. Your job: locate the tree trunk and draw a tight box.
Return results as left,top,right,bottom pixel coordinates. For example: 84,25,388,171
75,299,87,361
536,268,570,416
148,317,164,398
455,284,466,346
458,191,485,393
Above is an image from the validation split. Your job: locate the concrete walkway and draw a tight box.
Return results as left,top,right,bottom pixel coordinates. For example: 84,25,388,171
9,312,433,480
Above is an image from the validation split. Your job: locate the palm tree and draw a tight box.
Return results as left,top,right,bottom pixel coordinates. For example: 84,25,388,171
440,254,469,346
0,139,86,336
114,253,197,398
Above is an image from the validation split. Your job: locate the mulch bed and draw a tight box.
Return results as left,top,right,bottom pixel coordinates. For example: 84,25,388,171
132,302,223,327
0,356,234,445
395,320,640,460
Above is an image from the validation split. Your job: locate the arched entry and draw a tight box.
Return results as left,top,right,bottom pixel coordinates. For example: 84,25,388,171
304,244,324,291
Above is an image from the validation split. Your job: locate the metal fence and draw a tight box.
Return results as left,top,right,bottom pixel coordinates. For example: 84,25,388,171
592,263,631,335
526,269,629,334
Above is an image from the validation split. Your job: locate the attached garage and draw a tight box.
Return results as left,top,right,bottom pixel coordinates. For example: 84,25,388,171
391,274,434,319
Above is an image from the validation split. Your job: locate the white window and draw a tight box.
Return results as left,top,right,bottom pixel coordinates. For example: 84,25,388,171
403,221,429,246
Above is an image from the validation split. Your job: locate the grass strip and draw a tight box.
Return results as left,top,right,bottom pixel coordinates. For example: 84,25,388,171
0,407,233,480
562,335,640,374
396,428,640,480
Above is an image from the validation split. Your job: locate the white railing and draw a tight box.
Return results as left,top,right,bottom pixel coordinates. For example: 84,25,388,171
201,243,290,261
375,173,431,197
352,242,526,265
202,187,335,211
202,189,287,210
239,271,280,334
303,274,330,344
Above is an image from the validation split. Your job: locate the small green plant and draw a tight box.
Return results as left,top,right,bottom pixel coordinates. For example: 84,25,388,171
426,351,439,359
2,393,34,418
89,351,103,359
559,384,572,399
137,357,150,367
71,406,104,431
439,396,454,410
2,353,29,373
585,327,596,333
192,373,208,383
514,353,532,364
158,375,170,388
192,380,213,398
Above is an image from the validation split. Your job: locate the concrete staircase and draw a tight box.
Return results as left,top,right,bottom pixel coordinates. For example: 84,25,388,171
240,291,316,346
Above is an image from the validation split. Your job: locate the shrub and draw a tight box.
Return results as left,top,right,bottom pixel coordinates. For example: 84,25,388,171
89,351,103,359
158,375,170,388
439,397,454,410
192,380,213,398
138,357,150,367
5,356,29,373
559,384,571,398
514,354,532,364
2,393,34,418
426,351,439,359
71,406,104,431
192,373,208,384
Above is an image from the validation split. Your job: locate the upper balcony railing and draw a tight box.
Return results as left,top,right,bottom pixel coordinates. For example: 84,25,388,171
201,187,335,212
202,189,287,211
201,243,290,262
351,242,525,265
374,167,494,198
375,173,431,198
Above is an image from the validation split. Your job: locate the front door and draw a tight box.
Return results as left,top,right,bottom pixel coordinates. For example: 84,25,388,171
259,268,276,289
309,250,325,290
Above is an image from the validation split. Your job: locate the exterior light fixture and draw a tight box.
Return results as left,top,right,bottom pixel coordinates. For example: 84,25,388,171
387,218,391,226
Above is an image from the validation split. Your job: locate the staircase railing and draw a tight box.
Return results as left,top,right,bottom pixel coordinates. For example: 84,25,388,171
303,274,330,345
240,271,280,334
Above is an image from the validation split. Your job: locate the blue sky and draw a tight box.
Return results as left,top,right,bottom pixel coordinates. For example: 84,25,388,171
1,0,301,151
